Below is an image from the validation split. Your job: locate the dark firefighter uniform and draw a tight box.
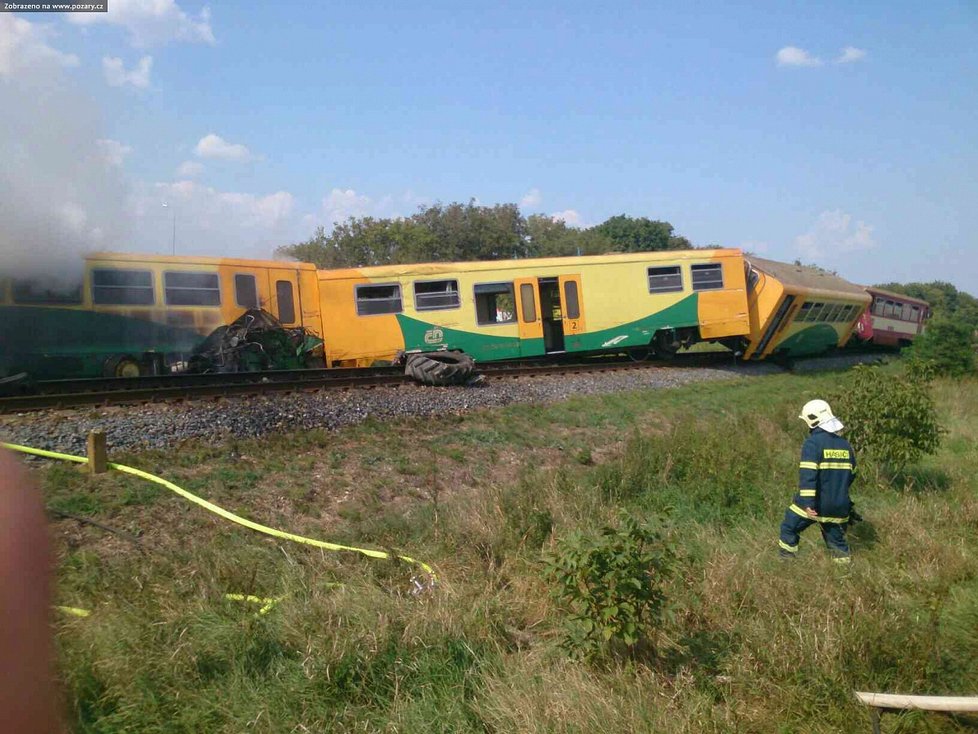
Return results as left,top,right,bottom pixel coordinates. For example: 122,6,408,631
778,427,856,562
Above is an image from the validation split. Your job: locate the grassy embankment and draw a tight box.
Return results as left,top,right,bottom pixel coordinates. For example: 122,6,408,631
33,368,978,733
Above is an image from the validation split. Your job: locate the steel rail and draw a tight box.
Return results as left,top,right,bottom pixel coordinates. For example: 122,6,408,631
0,353,739,414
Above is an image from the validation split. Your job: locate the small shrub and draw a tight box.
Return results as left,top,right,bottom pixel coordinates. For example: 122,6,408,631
833,365,944,478
543,512,676,659
907,318,976,377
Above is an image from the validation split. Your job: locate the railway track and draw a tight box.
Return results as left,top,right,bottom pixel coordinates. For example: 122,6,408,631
0,352,739,414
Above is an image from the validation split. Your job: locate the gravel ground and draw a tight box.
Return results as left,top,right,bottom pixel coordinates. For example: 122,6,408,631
0,360,793,455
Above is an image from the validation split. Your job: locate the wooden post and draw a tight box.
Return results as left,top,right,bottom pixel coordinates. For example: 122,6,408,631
87,431,107,475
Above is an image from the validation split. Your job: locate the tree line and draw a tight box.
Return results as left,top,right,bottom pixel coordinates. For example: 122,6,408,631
276,201,696,268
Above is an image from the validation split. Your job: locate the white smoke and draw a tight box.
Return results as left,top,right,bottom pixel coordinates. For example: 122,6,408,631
0,15,133,280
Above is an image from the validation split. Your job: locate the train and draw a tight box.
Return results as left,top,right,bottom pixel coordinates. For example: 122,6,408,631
852,287,931,348
0,247,914,385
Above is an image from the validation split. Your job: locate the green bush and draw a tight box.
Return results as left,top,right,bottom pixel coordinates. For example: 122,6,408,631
833,365,944,477
543,512,677,659
908,318,976,377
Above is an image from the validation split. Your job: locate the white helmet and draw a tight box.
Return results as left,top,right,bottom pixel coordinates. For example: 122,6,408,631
799,399,844,433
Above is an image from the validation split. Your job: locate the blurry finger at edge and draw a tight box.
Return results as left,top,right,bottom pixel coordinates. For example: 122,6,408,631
0,449,62,733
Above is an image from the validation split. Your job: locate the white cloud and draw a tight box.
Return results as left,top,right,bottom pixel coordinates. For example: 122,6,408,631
321,188,373,225
836,46,867,64
96,138,133,167
194,133,255,162
129,180,297,256
776,46,823,67
520,188,542,209
176,160,204,177
551,209,584,227
795,209,876,259
102,55,152,88
67,0,214,48
0,14,79,78
298,188,430,234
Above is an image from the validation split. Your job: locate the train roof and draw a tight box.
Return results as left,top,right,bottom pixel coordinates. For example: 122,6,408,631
317,247,744,280
747,256,869,299
86,252,318,270
864,286,931,306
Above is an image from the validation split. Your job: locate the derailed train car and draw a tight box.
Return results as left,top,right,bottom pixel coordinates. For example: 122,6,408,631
315,249,751,367
0,254,322,380
854,287,930,348
741,257,871,360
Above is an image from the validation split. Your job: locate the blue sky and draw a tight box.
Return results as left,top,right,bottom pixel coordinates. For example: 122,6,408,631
1,1,976,291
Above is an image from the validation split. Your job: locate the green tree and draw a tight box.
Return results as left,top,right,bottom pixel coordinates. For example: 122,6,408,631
526,215,614,258
908,319,976,377
412,200,531,261
591,215,691,252
277,218,435,268
832,365,944,481
278,202,701,266
543,512,676,660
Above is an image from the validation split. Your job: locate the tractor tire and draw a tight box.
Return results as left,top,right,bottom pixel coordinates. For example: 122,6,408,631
103,354,144,378
404,351,475,386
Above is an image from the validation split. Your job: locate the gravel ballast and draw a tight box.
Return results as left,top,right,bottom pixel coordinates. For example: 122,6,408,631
0,355,881,456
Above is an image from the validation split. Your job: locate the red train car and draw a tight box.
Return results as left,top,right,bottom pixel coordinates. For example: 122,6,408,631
858,287,930,347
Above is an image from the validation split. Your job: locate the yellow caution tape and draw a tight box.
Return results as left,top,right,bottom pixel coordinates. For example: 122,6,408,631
56,606,91,618
224,593,285,615
2,442,435,580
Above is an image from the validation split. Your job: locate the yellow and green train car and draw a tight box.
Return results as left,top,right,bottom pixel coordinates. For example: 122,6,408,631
316,249,750,366
742,257,871,360
1,253,321,379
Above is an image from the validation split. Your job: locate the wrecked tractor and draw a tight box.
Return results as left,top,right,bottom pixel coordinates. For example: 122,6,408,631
186,309,325,374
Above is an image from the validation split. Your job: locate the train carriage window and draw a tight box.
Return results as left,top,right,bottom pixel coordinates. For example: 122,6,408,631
691,263,724,291
841,305,856,322
234,274,259,308
796,302,813,322
824,304,843,322
807,303,826,322
901,303,913,321
883,300,897,318
12,277,82,305
564,280,580,320
164,271,221,307
355,283,402,316
92,269,155,305
647,266,683,294
519,283,537,323
276,280,297,323
872,297,885,316
414,279,460,311
474,282,516,325
910,305,921,323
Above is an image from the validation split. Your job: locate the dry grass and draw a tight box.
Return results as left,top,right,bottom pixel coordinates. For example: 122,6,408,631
30,371,978,732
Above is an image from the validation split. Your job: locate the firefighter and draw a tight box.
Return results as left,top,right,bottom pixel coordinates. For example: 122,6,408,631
778,399,856,563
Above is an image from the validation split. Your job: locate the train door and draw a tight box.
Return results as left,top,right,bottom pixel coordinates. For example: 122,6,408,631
537,277,566,353
268,268,302,327
558,275,585,349
513,277,545,357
